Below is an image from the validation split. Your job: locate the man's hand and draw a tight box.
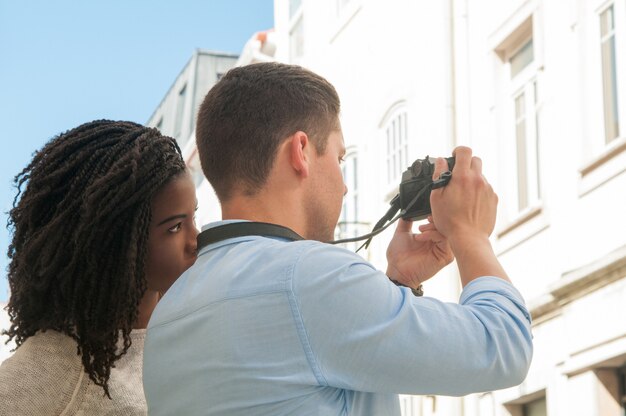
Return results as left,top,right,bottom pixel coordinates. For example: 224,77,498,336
430,146,509,286
430,147,496,243
386,217,454,289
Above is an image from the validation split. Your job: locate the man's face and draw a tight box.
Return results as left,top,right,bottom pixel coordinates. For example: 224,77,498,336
304,127,347,242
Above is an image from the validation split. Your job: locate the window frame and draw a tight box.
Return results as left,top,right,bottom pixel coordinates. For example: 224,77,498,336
185,149,205,189
599,2,621,144
381,106,410,192
617,364,626,414
174,83,187,141
495,17,544,226
336,149,368,251
509,73,541,214
288,1,304,62
578,0,626,195
504,389,548,416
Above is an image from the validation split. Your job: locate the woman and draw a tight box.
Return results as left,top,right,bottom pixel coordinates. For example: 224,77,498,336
0,120,198,414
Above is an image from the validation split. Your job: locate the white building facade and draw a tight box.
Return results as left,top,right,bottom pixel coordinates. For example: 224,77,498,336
159,2,626,413
269,0,626,415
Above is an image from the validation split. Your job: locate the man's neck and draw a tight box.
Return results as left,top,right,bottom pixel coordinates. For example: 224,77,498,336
221,192,307,238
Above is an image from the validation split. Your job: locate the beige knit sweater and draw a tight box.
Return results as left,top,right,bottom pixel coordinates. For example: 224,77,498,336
0,329,147,415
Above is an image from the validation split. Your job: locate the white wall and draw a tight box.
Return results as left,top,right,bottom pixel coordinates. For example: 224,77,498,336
273,0,626,414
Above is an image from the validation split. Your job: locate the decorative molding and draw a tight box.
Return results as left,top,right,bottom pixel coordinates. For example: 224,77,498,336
528,244,626,324
579,136,626,177
497,205,543,238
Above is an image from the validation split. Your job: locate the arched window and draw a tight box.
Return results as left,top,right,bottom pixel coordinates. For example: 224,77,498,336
381,105,409,187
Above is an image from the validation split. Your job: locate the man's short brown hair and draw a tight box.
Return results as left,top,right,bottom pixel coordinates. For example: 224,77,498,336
196,62,340,201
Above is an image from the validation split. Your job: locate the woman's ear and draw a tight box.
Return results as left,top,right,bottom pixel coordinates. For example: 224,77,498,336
288,131,310,178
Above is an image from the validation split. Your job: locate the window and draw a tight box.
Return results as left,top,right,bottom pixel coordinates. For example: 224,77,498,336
337,151,363,251
330,0,361,41
174,84,187,141
494,16,542,221
577,1,626,194
512,77,541,212
289,0,302,18
336,0,352,16
506,392,547,416
600,4,620,143
290,17,304,61
384,110,409,186
522,396,547,416
511,39,534,77
187,151,205,188
618,366,626,414
288,0,304,62
155,117,163,132
510,37,540,213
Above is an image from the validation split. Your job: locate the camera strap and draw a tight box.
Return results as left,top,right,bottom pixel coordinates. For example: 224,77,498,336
196,220,423,296
197,221,304,251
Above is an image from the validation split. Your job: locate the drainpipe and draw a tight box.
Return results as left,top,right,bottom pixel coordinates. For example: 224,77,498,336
443,0,458,151
443,3,465,415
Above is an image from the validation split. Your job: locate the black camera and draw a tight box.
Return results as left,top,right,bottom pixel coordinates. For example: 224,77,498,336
330,155,456,249
397,156,455,221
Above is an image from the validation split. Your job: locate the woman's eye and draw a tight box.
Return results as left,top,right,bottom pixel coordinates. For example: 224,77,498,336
168,223,182,233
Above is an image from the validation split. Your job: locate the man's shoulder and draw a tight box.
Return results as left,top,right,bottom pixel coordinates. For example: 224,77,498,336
294,239,371,262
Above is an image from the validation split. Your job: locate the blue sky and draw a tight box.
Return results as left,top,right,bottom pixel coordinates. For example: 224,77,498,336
0,0,274,302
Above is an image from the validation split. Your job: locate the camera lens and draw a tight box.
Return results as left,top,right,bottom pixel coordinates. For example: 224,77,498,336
411,160,424,176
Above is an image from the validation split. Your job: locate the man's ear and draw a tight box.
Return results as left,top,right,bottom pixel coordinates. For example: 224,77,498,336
288,131,310,178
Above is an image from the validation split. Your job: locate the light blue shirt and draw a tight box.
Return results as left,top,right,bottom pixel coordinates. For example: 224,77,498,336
144,221,533,416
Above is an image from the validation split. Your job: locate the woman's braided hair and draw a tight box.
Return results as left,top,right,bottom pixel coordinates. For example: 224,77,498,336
3,120,186,397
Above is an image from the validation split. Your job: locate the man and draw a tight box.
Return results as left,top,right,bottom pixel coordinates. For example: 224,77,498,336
143,62,533,415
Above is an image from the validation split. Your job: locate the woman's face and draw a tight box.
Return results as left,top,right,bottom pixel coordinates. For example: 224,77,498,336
145,172,198,294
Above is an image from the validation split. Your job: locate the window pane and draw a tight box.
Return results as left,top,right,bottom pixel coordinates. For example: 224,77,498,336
600,5,614,35
522,396,547,416
189,153,204,188
174,84,187,141
403,113,409,167
290,0,302,18
337,0,352,16
534,81,541,199
515,94,528,211
516,92,526,119
600,6,620,143
392,119,397,151
618,367,626,414
516,121,528,211
385,110,409,184
387,129,391,183
290,18,304,60
510,39,534,78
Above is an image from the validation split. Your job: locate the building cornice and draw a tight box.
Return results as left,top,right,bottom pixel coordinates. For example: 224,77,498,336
528,244,626,324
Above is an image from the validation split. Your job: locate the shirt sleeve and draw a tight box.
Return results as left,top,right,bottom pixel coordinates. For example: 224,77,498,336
291,243,533,396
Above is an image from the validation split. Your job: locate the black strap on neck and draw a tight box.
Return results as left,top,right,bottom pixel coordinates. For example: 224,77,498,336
197,221,304,251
